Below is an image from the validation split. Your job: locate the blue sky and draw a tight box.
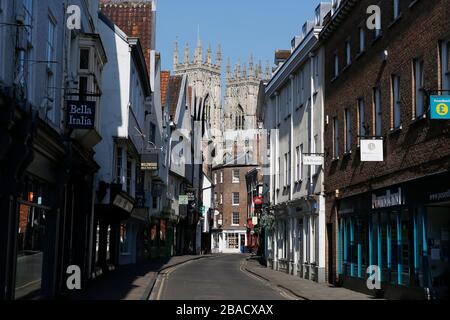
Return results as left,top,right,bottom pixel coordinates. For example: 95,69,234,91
156,0,321,74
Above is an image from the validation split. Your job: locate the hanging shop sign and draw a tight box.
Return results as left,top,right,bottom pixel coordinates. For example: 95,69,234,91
66,100,96,129
141,153,158,171
303,155,324,166
430,96,450,120
372,188,404,209
253,196,263,205
252,216,258,226
186,191,196,201
179,195,189,205
113,193,134,213
360,139,384,162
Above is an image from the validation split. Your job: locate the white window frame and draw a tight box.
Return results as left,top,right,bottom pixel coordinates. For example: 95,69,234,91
296,146,300,182
413,59,425,118
232,192,240,206
214,173,217,185
232,169,240,183
232,212,240,226
284,153,288,187
220,193,223,205
276,157,280,190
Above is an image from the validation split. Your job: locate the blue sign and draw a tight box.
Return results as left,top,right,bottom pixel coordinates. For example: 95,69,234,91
430,96,450,120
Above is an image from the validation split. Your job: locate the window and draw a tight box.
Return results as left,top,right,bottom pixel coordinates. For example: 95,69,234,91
214,173,217,185
126,157,132,194
284,153,288,187
152,196,158,209
79,48,90,70
296,146,301,182
359,27,365,53
45,16,56,123
116,147,123,183
345,109,351,152
220,171,223,183
214,192,217,204
393,0,400,20
334,51,339,77
373,88,382,136
232,213,240,226
235,105,245,130
413,59,425,118
232,192,240,206
276,157,280,190
315,7,321,26
287,151,291,185
392,75,401,129
149,122,156,144
232,169,240,183
345,40,351,66
313,55,319,89
300,70,305,105
120,224,129,254
441,41,450,91
220,193,223,204
358,99,366,141
46,17,56,69
333,117,339,158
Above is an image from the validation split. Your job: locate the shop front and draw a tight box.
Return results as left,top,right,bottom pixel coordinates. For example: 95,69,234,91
337,172,450,299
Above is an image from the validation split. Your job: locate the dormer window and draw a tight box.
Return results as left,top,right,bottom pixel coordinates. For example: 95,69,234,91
315,7,321,26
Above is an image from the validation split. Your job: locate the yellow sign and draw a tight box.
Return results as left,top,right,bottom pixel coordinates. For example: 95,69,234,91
436,103,449,116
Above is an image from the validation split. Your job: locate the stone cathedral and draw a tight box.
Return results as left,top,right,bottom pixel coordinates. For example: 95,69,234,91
172,38,270,166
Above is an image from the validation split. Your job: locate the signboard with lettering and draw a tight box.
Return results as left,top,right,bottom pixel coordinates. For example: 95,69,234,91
372,188,404,209
252,216,258,226
303,155,324,166
141,153,158,171
113,194,134,213
430,96,450,120
66,100,96,129
253,196,263,205
361,139,384,162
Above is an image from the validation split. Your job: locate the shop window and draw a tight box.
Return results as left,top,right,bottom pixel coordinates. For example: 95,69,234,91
15,205,50,299
120,223,129,254
160,219,167,247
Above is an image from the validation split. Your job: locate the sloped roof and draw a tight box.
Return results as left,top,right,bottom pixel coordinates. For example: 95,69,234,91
99,0,154,75
160,71,170,110
168,75,183,119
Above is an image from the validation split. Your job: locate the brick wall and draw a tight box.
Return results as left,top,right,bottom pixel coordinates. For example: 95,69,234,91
322,0,450,281
213,165,257,229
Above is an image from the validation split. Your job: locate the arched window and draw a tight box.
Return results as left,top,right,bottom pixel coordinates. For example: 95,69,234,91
235,105,245,130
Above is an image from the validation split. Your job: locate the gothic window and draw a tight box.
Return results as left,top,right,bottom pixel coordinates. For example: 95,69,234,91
235,105,245,130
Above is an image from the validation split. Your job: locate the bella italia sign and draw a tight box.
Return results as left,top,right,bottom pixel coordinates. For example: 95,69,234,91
66,100,96,129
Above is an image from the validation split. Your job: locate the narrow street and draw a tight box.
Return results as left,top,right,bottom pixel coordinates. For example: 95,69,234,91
153,255,291,300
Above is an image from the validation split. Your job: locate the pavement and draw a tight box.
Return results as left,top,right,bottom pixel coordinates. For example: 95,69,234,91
154,254,291,300
70,255,214,300
243,256,378,300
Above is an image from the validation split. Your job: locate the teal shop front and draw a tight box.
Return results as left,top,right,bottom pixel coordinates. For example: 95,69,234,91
336,172,450,300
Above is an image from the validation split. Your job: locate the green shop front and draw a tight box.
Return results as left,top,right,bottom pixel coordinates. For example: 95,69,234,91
337,172,449,300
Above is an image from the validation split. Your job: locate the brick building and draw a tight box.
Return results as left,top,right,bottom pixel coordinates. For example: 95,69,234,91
321,0,450,299
100,0,156,75
211,165,257,253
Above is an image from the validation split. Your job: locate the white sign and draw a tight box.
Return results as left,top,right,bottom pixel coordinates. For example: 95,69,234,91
179,195,188,205
303,155,324,166
361,139,384,162
252,217,258,226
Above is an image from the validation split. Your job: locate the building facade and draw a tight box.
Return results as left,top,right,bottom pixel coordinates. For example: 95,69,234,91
321,0,450,299
260,2,330,283
0,0,106,299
